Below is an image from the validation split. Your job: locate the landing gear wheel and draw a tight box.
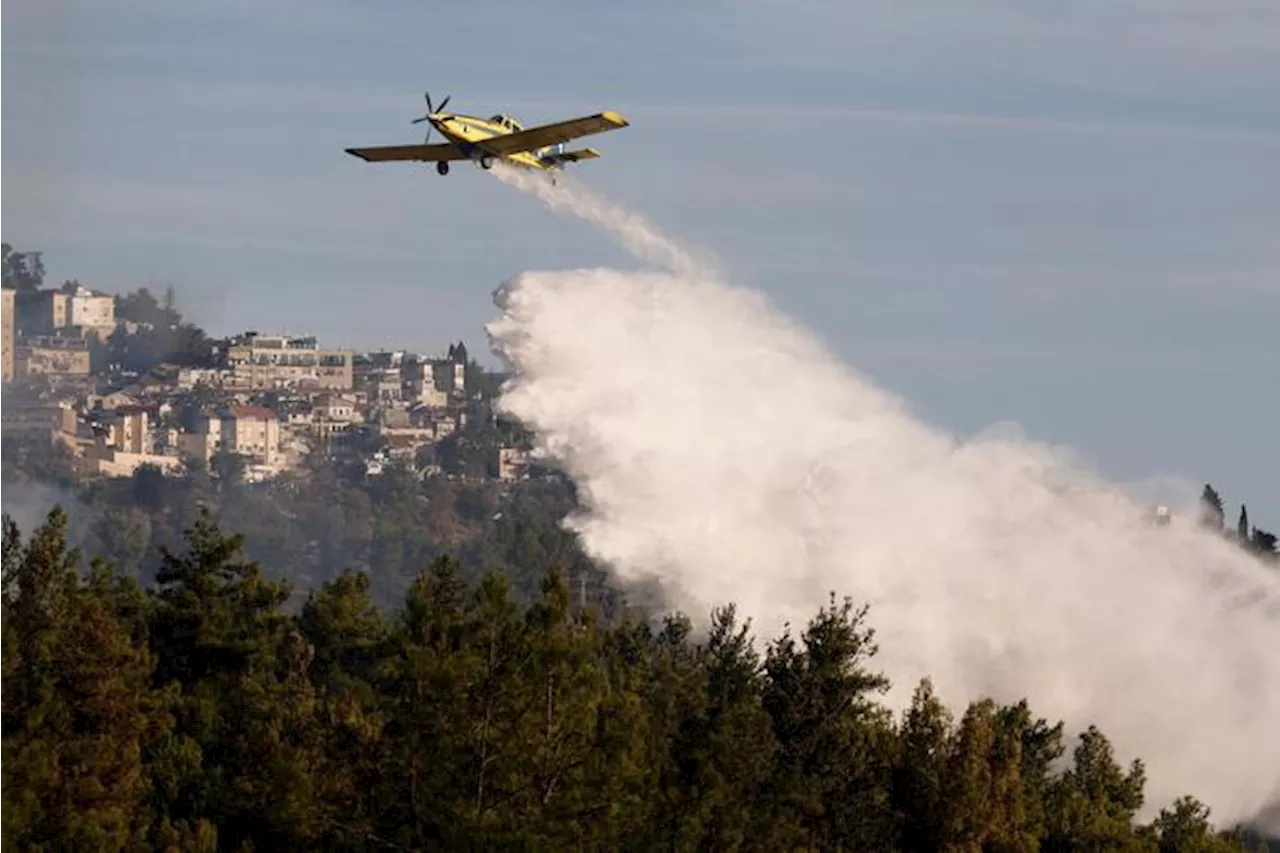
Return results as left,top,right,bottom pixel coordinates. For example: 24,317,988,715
480,155,495,170
436,161,449,176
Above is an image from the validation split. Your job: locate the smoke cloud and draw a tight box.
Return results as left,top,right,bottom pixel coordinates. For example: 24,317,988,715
484,164,1280,828
0,477,95,548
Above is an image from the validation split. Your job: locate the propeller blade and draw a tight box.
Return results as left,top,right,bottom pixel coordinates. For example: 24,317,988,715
424,91,433,113
411,116,429,123
436,94,452,113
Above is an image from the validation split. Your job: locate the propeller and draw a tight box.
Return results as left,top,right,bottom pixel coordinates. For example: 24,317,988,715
411,91,452,144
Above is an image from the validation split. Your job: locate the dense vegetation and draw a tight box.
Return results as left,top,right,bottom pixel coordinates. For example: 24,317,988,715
1,438,614,617
99,284,215,373
4,506,1273,852
1199,484,1279,558
2,242,47,292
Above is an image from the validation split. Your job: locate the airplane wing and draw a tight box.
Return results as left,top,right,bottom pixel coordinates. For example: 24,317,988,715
476,111,628,157
345,143,467,163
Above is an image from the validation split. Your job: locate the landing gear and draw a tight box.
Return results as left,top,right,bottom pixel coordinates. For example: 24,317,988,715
479,155,495,170
436,161,449,176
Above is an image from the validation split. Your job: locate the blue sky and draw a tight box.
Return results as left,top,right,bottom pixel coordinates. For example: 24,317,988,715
4,0,1279,520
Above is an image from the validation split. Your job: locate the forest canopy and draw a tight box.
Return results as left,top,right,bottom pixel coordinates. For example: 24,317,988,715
2,506,1273,852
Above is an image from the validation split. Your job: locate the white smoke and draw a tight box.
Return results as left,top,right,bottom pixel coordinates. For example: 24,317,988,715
484,164,1280,828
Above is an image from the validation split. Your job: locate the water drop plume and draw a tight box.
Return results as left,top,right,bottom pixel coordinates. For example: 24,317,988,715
490,162,717,280
484,164,1280,828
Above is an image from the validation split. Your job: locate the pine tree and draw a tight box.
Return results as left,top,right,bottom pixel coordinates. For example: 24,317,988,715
645,604,779,851
2,511,161,850
1251,528,1278,560
375,556,495,848
1043,726,1148,852
761,594,895,851
893,678,953,852
1148,796,1245,853
147,509,320,850
501,566,610,847
942,699,1000,850
1199,484,1225,531
2,509,80,844
993,699,1065,848
300,569,390,686
298,571,397,848
52,568,160,849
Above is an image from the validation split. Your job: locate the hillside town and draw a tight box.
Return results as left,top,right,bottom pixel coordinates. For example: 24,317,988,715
1,268,533,485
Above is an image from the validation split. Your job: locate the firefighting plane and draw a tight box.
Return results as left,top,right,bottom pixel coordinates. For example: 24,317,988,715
345,91,629,177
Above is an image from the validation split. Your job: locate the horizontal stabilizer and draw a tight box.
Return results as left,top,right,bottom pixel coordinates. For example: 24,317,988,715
547,147,601,164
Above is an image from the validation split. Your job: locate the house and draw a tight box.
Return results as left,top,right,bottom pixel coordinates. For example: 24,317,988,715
314,393,358,422
492,446,531,481
223,404,282,466
104,405,151,454
311,392,361,437
354,351,408,403
184,404,283,469
401,356,448,407
357,369,402,404
408,403,465,439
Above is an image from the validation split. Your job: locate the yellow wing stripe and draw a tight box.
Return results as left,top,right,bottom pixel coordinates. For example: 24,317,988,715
345,143,467,163
476,111,629,157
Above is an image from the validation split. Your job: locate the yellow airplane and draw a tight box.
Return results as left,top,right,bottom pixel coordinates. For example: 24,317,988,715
345,91,629,176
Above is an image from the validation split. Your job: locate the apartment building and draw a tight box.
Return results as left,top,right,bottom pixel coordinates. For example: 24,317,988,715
15,284,115,338
14,336,91,378
184,404,283,468
226,331,353,390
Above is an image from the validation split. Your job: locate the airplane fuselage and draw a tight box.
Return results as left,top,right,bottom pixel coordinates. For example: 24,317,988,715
431,112,562,171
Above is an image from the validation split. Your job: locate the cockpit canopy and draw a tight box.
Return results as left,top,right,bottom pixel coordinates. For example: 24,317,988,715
489,114,524,132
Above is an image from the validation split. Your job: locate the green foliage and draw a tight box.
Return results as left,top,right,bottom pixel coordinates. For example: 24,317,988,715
2,241,46,291
1195,484,1278,564
116,285,179,328
0,507,1269,851
3,445,623,616
1250,528,1278,560
1201,484,1226,530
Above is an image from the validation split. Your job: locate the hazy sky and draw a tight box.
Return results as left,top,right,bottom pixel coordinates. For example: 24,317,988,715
3,0,1278,520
